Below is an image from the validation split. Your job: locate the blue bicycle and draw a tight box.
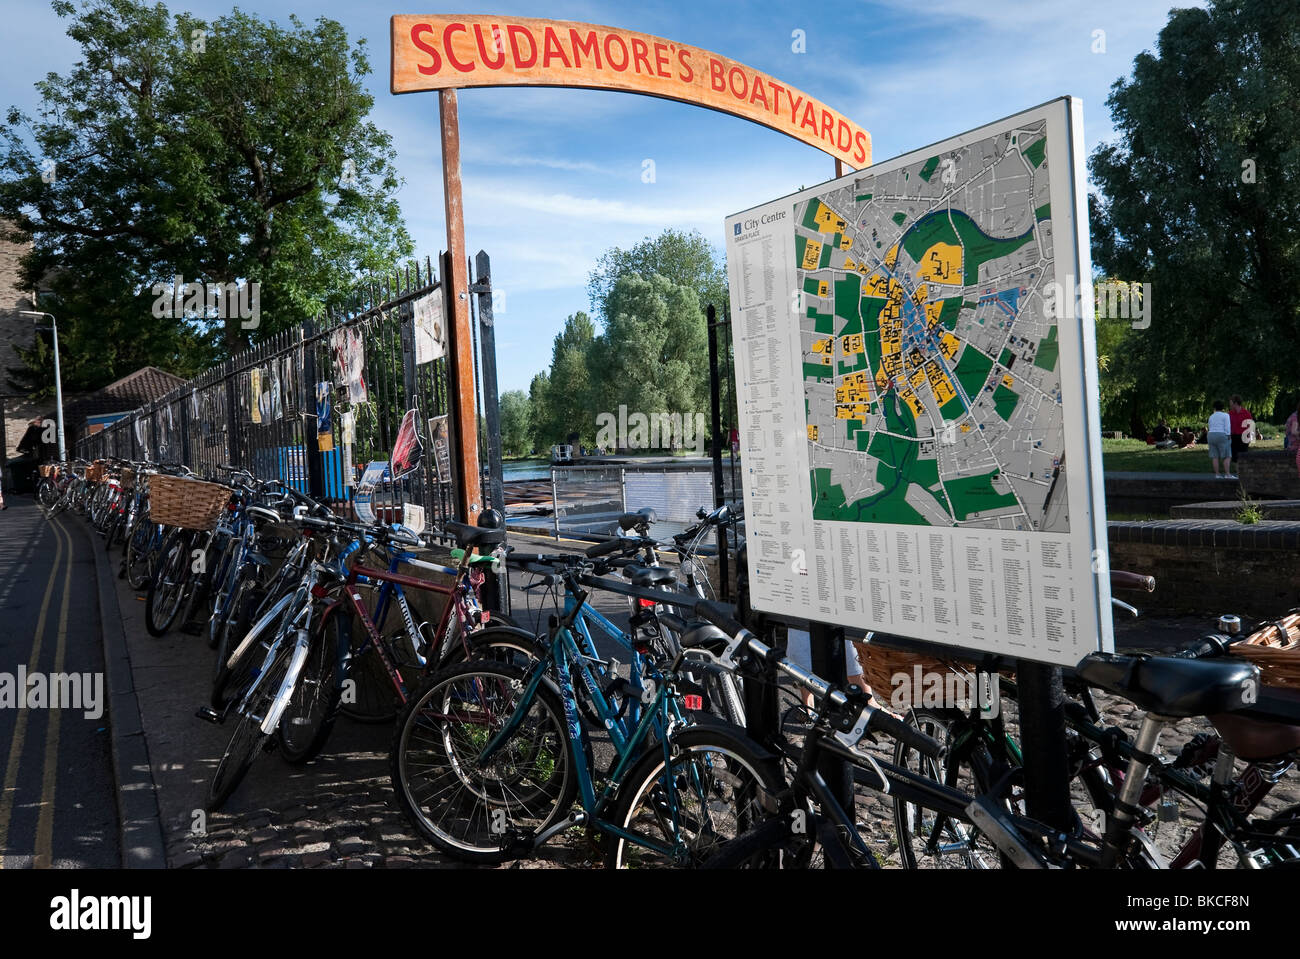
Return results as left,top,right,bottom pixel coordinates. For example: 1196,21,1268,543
388,554,780,867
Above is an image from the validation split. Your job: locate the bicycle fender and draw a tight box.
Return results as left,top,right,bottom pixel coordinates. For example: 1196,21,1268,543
261,629,312,735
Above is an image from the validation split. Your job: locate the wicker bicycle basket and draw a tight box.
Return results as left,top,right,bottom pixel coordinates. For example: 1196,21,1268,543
854,639,1011,707
39,465,54,478
147,474,231,531
1229,613,1300,690
120,466,135,491
86,461,107,483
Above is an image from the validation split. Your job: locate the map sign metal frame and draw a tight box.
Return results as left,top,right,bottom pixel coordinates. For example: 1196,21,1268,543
724,97,1110,668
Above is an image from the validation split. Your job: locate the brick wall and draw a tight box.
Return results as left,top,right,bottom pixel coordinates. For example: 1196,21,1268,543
1,225,39,460
1238,450,1300,500
1107,520,1300,618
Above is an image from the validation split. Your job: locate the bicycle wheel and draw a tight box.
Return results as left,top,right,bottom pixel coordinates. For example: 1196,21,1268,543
37,479,57,508
338,611,405,724
893,707,1004,869
276,615,346,764
389,660,575,864
213,586,290,711
604,724,782,868
145,530,192,637
125,522,154,590
207,641,293,811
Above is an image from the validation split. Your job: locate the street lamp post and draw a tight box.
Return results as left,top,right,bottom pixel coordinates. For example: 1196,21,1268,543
20,311,66,461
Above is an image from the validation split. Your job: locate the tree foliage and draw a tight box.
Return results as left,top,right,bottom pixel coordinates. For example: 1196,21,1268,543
499,389,531,456
0,0,411,396
1088,0,1300,428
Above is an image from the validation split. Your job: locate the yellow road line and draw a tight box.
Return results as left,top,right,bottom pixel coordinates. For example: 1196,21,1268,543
0,513,66,869
33,517,73,868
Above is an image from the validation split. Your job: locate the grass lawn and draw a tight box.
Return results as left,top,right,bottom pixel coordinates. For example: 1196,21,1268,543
1101,436,1284,473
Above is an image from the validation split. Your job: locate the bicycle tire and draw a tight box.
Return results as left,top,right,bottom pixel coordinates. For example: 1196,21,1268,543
337,611,405,724
892,707,1004,869
125,522,155,590
213,586,291,711
145,530,192,637
276,613,346,764
604,724,783,868
389,660,575,864
207,641,294,811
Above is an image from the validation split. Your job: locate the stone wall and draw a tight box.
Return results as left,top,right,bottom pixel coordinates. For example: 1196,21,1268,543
1107,520,1300,618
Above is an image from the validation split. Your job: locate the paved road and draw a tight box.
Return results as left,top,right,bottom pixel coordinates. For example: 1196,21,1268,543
0,497,119,868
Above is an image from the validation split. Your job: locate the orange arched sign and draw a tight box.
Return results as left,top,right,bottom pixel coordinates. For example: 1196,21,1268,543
391,15,872,170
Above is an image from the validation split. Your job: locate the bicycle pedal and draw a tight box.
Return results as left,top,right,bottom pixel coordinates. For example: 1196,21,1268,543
195,706,224,725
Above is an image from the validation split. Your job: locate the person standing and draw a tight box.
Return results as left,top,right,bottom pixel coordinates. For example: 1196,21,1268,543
1208,400,1232,479
1228,395,1253,479
1285,399,1300,453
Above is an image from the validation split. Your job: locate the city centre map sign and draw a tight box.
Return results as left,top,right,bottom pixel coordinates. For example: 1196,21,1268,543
725,98,1110,667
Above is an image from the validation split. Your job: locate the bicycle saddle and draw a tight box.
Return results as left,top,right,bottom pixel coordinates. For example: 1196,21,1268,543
444,520,505,549
1209,712,1300,761
1076,652,1260,719
618,507,656,531
621,563,675,588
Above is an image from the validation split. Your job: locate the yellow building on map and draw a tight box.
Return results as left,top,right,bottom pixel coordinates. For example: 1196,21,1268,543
802,239,823,271
813,206,848,234
808,424,819,441
884,244,899,270
842,333,864,355
818,280,830,297
811,338,831,354
918,242,963,285
925,361,958,405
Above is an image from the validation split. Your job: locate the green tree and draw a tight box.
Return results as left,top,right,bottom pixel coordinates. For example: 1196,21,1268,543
587,228,728,320
588,274,708,443
499,389,532,457
1088,0,1300,424
528,370,553,450
0,0,411,396
542,312,596,445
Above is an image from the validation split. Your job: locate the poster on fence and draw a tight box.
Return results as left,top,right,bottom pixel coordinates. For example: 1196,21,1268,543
413,291,447,365
250,368,262,424
403,502,426,533
270,367,283,421
723,98,1110,668
316,382,334,452
354,460,390,524
428,415,452,484
331,328,369,404
392,408,424,480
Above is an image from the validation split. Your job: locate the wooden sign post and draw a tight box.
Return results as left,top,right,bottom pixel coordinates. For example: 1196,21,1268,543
438,88,482,523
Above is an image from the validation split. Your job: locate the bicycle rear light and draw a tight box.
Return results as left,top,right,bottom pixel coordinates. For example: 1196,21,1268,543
683,695,703,711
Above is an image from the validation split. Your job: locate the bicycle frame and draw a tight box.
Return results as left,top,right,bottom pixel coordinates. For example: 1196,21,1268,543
475,615,689,859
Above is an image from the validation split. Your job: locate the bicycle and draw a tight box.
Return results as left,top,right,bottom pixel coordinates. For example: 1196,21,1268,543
388,555,781,867
696,604,1266,870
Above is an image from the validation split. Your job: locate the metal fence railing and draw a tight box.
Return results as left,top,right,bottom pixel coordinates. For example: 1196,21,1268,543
544,461,742,539
74,253,504,532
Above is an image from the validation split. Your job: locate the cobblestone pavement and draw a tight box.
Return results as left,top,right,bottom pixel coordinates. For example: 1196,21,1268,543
109,531,1297,870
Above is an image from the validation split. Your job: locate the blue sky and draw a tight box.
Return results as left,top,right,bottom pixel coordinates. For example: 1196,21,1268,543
1,0,1199,392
